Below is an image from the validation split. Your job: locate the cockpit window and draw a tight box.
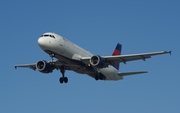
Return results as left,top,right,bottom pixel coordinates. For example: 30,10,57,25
44,35,50,37
50,35,55,38
41,34,55,38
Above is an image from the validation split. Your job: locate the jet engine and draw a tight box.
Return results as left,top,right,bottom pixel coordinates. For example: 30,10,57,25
36,60,54,73
90,55,107,68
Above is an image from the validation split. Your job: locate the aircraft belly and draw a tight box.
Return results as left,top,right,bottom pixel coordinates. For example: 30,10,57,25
99,65,121,80
52,52,94,73
69,67,90,74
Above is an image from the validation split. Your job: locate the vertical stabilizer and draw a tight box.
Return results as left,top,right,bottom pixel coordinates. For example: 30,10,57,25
112,43,122,70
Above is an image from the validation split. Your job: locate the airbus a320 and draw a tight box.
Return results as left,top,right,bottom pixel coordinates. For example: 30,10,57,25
15,32,171,84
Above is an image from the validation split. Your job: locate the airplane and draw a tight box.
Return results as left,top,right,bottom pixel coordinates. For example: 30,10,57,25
15,32,171,84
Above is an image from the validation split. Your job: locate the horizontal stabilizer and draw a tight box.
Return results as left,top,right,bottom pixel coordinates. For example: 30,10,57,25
118,71,148,76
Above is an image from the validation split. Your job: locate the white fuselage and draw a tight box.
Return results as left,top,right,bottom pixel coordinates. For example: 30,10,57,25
38,32,122,80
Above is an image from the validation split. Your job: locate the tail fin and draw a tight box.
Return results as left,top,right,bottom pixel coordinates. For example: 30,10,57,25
112,43,122,70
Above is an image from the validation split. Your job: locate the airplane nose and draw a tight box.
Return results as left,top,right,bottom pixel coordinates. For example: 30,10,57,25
38,37,46,47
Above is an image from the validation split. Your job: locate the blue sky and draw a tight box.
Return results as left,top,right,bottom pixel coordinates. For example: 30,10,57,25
0,0,179,113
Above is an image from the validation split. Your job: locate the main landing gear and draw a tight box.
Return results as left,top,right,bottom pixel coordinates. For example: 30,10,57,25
49,53,68,84
95,73,105,80
59,66,68,84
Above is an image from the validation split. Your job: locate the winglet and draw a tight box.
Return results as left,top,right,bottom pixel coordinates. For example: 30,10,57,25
169,51,172,55
164,51,171,55
15,66,17,69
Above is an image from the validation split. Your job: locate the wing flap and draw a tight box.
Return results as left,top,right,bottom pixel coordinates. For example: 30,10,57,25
118,71,148,76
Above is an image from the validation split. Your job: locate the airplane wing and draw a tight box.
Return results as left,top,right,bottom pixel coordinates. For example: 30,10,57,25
14,60,70,71
81,51,171,64
15,63,36,70
103,51,171,64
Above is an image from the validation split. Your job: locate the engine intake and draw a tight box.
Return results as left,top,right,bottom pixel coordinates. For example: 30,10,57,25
90,55,107,68
36,60,54,73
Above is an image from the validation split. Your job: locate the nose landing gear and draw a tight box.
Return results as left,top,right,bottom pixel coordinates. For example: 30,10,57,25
50,53,55,62
59,77,68,83
49,53,69,84
59,66,68,84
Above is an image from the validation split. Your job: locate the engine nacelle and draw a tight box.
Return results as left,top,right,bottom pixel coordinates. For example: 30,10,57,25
90,55,107,68
36,60,54,73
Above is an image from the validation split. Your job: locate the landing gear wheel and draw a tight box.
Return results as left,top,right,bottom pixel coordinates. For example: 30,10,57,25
59,77,68,84
59,77,64,84
99,74,103,80
95,75,99,80
59,66,69,84
64,77,68,83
